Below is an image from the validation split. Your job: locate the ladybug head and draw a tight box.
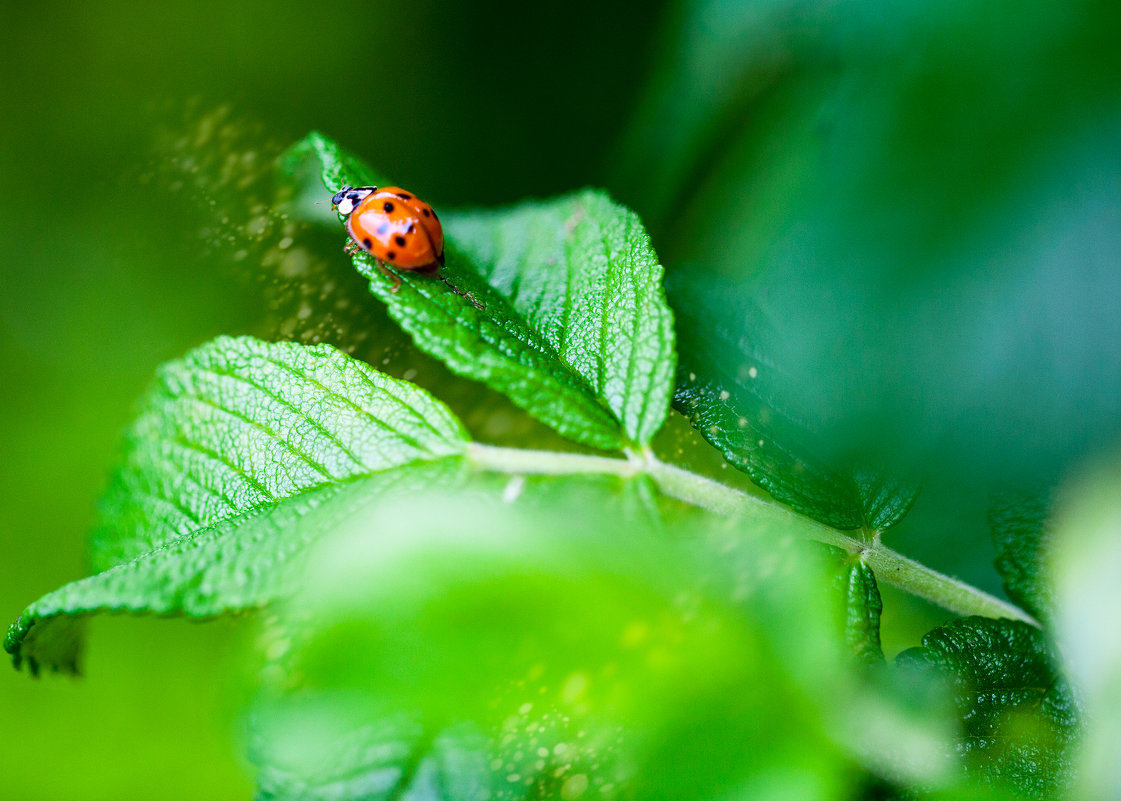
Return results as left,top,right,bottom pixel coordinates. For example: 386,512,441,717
331,185,376,216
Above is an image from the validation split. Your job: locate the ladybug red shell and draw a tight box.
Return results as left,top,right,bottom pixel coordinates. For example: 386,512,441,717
331,185,444,273
329,184,481,308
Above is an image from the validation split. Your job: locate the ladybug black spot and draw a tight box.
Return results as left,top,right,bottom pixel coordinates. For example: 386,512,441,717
395,235,407,247
397,193,412,200
407,223,416,234
383,201,395,213
362,238,372,249
421,208,430,217
386,251,397,260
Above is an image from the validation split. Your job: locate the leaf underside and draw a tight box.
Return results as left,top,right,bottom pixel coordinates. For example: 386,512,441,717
671,276,918,531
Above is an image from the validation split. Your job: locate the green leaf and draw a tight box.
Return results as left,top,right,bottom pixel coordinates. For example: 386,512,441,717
989,487,1055,623
91,334,468,572
447,192,676,446
826,549,884,665
672,277,918,531
283,132,676,450
5,463,463,675
895,616,1079,799
250,482,851,801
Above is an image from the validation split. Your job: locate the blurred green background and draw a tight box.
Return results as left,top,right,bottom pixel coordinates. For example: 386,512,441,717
3,0,1118,798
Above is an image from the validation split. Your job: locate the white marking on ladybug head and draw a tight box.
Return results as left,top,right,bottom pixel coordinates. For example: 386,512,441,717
330,186,377,217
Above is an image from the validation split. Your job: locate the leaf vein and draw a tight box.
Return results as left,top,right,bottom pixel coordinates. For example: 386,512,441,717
165,435,277,501
176,392,335,481
120,482,203,530
197,362,366,469
130,446,242,513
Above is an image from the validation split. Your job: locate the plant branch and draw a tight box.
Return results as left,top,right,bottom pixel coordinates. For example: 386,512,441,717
466,443,1039,627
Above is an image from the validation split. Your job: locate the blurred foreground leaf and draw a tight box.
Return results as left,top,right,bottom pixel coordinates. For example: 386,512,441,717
1051,458,1121,801
250,485,852,801
896,616,1079,799
283,132,676,450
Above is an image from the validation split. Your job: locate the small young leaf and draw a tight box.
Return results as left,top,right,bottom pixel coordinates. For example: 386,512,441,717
283,132,676,450
6,464,460,674
825,549,884,665
671,276,918,531
989,486,1055,623
91,334,468,571
896,616,1079,799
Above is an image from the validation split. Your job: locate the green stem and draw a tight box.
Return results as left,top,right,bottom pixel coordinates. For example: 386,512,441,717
466,443,1038,627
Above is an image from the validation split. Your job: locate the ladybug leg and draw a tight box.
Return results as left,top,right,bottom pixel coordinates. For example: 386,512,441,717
376,261,402,293
439,274,485,310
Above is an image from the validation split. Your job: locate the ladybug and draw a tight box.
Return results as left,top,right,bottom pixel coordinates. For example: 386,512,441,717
331,185,444,290
331,184,482,308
